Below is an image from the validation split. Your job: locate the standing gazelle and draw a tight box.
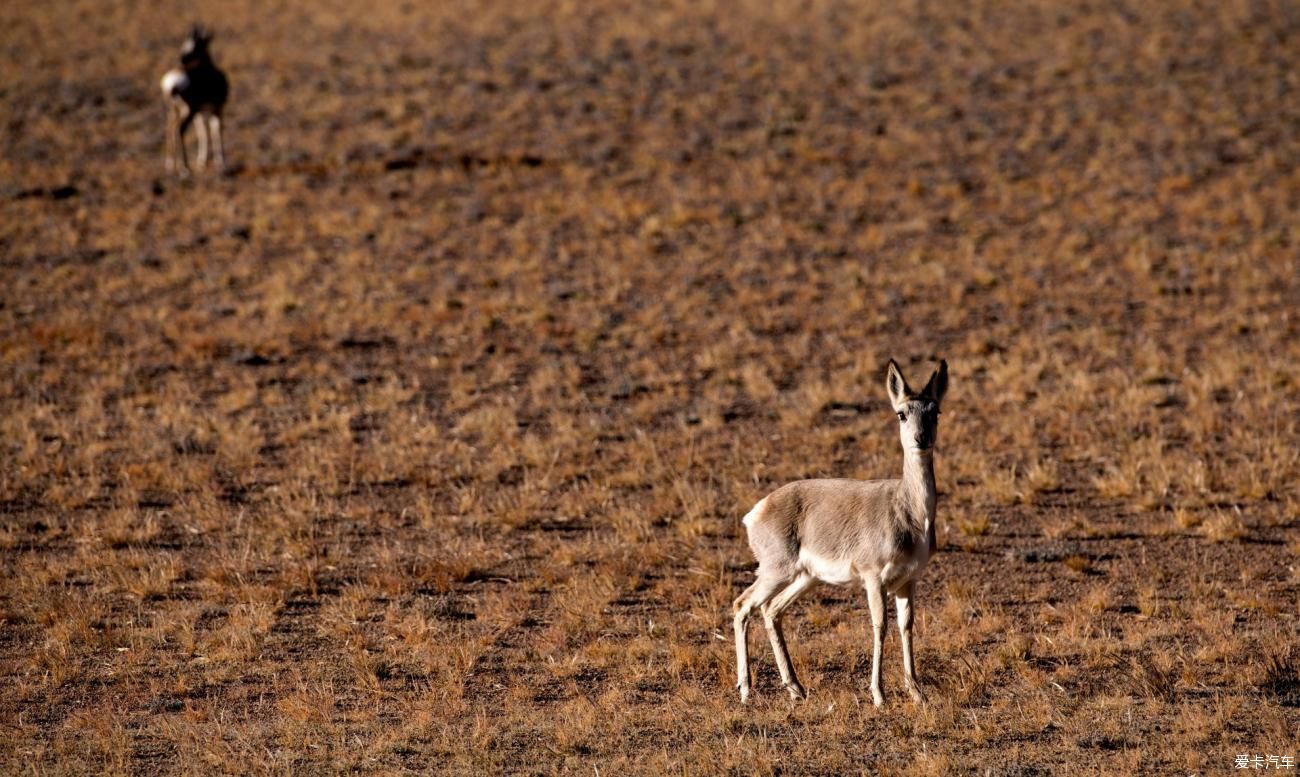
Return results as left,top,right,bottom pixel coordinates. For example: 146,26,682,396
161,26,229,175
734,358,947,705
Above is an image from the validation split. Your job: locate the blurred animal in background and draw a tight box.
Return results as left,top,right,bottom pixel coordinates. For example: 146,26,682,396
160,26,229,175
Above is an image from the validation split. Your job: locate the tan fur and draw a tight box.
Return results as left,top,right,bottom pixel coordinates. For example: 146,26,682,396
733,358,948,705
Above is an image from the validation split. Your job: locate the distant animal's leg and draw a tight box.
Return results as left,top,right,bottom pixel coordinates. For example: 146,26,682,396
209,114,225,169
733,575,785,703
761,572,816,700
864,575,886,707
175,112,194,175
194,111,209,168
895,580,926,704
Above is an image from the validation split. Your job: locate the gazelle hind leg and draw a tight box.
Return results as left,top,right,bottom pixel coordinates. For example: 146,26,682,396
733,580,760,702
174,112,194,176
761,573,816,700
733,575,787,703
864,575,886,707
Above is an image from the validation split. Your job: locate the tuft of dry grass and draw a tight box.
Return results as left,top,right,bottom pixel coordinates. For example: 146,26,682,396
1201,510,1249,543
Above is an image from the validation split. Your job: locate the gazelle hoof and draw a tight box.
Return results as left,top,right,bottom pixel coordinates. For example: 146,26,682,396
871,690,885,708
784,682,806,700
738,686,751,704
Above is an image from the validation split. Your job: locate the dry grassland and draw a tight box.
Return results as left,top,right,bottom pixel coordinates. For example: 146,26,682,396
1,0,1298,773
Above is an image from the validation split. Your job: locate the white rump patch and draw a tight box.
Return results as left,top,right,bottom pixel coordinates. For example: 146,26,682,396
741,497,766,528
798,547,856,585
161,70,188,96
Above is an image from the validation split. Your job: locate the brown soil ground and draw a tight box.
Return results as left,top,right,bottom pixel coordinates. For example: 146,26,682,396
1,0,1297,773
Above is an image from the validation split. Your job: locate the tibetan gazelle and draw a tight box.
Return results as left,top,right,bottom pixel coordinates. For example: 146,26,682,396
161,26,229,175
733,358,947,705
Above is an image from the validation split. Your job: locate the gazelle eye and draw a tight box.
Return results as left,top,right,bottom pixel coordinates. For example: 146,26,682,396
897,412,906,422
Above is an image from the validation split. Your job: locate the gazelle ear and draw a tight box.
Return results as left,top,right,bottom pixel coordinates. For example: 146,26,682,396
886,359,910,407
921,360,948,403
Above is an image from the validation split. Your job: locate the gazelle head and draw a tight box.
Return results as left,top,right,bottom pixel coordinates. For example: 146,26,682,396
180,26,214,67
886,359,948,453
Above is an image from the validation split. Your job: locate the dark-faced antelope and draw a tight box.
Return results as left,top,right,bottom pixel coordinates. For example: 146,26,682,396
160,26,229,175
733,359,948,706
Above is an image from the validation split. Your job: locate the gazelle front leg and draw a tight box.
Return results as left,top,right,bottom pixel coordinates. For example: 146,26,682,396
194,111,210,168
209,114,225,170
895,580,926,704
864,575,886,707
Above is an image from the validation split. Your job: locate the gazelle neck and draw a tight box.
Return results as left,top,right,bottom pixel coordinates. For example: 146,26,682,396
901,448,937,524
